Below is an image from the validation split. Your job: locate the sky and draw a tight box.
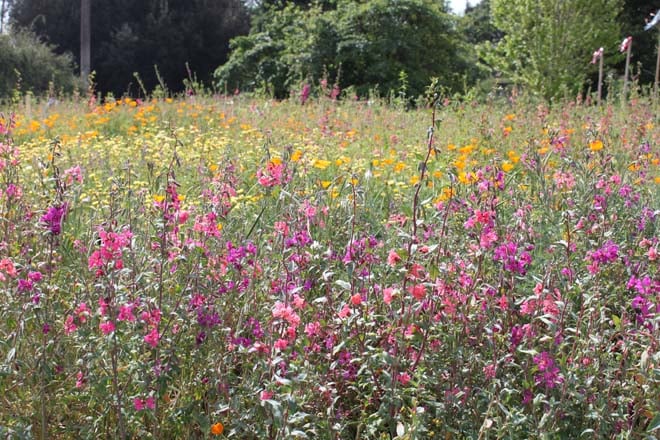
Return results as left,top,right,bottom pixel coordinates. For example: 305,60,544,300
448,0,482,15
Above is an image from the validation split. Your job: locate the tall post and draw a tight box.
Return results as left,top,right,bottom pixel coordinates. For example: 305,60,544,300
0,0,6,34
597,51,603,106
655,33,660,98
80,0,91,84
621,37,632,102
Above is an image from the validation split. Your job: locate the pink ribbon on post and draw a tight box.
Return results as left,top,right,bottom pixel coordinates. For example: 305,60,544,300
591,47,604,64
620,36,632,53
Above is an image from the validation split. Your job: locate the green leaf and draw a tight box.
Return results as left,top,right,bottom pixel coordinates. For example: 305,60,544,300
648,413,660,432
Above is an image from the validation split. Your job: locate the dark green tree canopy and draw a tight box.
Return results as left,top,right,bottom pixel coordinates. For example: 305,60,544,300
215,0,478,99
9,0,250,96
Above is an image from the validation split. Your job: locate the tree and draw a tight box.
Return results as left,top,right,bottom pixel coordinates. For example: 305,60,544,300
9,0,250,96
216,0,478,99
483,0,623,100
460,0,502,46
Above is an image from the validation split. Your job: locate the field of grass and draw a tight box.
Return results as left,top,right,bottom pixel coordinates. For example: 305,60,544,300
0,92,659,439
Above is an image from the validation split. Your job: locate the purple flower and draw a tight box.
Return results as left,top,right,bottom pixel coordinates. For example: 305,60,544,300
40,204,67,235
533,352,563,389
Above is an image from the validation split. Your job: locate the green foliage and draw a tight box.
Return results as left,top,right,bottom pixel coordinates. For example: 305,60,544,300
0,29,78,99
459,0,502,46
216,4,334,97
216,0,478,99
9,0,250,96
483,0,624,100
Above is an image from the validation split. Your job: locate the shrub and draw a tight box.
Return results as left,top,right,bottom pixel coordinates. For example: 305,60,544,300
0,29,79,99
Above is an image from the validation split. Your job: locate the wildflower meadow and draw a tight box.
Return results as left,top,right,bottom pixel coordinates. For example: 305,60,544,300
0,90,659,439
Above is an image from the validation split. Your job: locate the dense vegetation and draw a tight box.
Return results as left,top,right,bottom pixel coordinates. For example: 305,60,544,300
1,0,659,100
0,88,659,438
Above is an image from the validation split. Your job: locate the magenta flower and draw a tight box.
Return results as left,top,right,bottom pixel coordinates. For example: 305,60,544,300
40,204,67,235
533,352,563,389
99,320,115,335
144,328,160,348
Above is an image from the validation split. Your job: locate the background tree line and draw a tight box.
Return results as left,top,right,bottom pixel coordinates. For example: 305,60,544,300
0,0,659,102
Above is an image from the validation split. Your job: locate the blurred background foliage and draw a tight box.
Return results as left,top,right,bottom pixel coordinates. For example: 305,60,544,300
0,0,659,101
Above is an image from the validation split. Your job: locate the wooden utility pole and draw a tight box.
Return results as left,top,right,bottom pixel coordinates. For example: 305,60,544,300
80,0,91,83
655,33,660,98
0,0,7,34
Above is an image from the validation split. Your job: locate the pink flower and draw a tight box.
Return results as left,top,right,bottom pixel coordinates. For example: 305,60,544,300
257,161,289,187
0,258,17,277
383,287,395,305
260,390,274,401
272,301,300,328
292,294,306,310
118,303,136,322
274,221,289,237
300,83,311,105
64,315,77,335
338,304,351,319
483,363,497,380
144,328,160,348
304,321,321,338
398,372,411,385
145,396,156,410
99,320,115,335
63,165,84,185
387,250,401,266
350,293,362,306
133,398,145,411
479,227,498,249
408,283,426,300
274,338,288,351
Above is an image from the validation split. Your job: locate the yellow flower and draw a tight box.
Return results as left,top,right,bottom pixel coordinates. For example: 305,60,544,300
589,140,603,152
291,150,302,162
313,159,331,170
211,422,224,435
501,161,514,172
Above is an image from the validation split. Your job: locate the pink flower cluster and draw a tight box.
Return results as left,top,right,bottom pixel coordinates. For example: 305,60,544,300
88,227,133,275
